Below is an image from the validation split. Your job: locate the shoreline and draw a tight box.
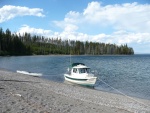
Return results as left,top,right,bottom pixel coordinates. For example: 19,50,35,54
0,54,136,57
2,67,150,101
0,70,150,113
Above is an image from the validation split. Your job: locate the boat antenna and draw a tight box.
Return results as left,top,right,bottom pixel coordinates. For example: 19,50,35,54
69,39,72,67
70,53,71,65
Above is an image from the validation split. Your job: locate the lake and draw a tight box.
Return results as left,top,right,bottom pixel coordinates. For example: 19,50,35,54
0,55,150,100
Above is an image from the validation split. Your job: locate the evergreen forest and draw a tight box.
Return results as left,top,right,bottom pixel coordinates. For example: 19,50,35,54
0,28,134,56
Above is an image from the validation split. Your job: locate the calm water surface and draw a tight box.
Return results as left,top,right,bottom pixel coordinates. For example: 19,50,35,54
0,55,150,100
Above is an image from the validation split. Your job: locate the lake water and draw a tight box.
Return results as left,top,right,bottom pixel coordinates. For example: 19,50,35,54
0,55,150,100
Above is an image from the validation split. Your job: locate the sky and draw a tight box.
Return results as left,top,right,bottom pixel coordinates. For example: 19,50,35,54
0,0,150,53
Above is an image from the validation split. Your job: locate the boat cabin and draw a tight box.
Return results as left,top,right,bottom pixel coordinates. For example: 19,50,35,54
71,63,91,74
72,67,90,74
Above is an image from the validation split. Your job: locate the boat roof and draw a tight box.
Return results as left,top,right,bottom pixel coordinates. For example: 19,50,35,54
72,63,85,67
72,63,90,69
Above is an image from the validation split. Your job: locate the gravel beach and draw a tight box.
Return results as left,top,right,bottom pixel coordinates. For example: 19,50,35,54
0,70,150,113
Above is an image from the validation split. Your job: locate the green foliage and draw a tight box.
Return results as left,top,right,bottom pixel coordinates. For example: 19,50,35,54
0,27,134,56
0,28,32,56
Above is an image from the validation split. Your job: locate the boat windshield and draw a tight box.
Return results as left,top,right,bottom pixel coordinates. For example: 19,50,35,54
79,68,90,73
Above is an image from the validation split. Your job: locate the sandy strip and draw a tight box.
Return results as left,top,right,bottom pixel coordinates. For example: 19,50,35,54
0,70,150,113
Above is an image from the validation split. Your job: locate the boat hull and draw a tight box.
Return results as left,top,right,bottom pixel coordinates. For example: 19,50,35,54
64,74,97,86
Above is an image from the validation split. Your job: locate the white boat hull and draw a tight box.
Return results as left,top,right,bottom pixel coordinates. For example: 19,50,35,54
64,74,97,86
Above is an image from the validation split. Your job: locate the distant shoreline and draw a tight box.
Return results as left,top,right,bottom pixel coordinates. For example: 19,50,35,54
0,54,140,57
1,52,150,57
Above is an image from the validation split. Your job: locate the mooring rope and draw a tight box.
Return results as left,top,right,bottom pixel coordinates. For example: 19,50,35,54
96,77,149,108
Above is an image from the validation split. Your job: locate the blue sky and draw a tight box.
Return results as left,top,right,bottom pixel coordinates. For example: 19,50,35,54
0,0,150,53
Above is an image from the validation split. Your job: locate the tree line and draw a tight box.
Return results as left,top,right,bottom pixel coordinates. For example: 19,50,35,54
0,28,134,56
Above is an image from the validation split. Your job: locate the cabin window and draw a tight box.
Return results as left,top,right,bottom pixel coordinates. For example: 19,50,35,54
79,68,90,73
73,68,78,73
79,68,86,73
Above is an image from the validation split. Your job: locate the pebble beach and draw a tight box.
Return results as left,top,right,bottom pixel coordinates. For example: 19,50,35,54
0,70,150,113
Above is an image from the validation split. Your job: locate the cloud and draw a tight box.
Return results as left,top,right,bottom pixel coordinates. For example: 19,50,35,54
54,1,150,32
0,5,45,23
83,2,150,32
18,24,150,44
15,1,150,53
52,1,150,53
17,25,52,37
112,31,150,44
53,11,81,32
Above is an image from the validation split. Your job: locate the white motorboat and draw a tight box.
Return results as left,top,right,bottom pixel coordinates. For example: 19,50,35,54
64,63,97,86
16,70,42,77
